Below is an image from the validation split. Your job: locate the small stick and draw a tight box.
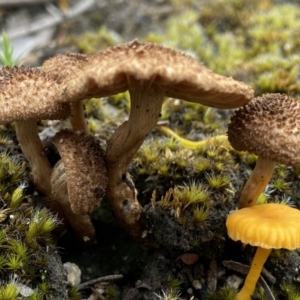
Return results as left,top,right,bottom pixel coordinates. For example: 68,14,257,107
223,260,276,300
0,0,96,42
0,0,54,6
78,275,123,291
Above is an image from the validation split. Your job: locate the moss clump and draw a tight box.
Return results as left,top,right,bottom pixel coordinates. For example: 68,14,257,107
205,286,237,300
0,149,68,299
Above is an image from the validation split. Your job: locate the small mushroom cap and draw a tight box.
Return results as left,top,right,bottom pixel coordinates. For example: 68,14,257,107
42,52,89,83
227,93,300,166
0,66,70,124
226,203,300,250
52,129,108,214
64,40,254,109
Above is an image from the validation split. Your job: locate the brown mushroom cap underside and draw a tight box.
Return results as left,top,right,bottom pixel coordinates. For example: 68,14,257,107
227,93,300,166
42,52,89,84
52,129,108,215
64,40,254,109
0,66,70,124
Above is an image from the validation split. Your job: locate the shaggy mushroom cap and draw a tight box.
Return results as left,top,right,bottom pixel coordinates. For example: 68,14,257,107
63,39,254,108
227,203,300,250
227,93,300,208
0,66,70,124
227,203,300,300
228,93,300,166
52,129,108,214
0,66,71,196
42,52,89,84
42,53,90,132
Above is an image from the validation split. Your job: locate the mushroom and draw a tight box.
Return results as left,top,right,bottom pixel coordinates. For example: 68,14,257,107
51,129,107,215
42,53,90,133
226,203,300,300
0,66,71,195
227,93,300,209
51,129,107,242
59,40,254,239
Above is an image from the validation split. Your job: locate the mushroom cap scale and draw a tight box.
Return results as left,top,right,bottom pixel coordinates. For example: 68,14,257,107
227,93,300,166
226,203,300,250
0,66,70,124
64,40,254,109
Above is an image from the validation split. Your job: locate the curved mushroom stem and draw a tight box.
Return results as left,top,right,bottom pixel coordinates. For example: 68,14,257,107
105,82,164,240
69,101,90,133
239,156,276,209
15,120,52,195
236,247,271,300
15,120,65,219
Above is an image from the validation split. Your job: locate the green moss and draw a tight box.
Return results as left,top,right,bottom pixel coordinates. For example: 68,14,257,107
280,282,300,300
0,282,19,300
70,26,121,55
0,149,64,298
193,206,210,224
206,173,230,190
68,285,82,300
205,286,237,300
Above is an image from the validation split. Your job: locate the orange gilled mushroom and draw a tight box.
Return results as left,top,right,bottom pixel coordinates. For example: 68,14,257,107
227,93,300,209
226,203,300,300
61,40,254,240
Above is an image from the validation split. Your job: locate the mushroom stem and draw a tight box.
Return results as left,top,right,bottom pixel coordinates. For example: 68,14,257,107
15,120,66,222
15,120,52,196
239,156,276,208
105,83,164,240
236,247,271,300
69,101,90,133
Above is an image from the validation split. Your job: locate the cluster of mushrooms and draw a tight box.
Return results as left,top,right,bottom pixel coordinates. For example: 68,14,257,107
0,40,300,298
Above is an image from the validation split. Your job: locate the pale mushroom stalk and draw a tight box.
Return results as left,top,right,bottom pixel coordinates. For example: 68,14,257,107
239,157,276,208
15,120,52,195
15,120,66,218
105,82,164,239
69,101,90,133
236,247,271,300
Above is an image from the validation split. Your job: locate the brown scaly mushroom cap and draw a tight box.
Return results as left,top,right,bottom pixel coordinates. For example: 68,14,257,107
52,129,108,215
63,39,254,108
0,66,71,198
42,52,89,84
0,66,70,124
58,40,253,240
227,93,300,208
42,53,90,132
